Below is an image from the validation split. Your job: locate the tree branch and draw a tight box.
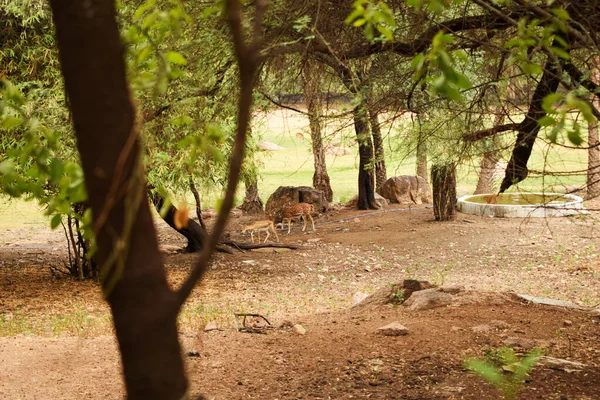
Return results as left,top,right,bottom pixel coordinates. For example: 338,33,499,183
463,123,521,142
175,0,265,307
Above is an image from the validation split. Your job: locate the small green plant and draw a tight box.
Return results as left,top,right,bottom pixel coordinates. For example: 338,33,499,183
390,287,406,306
464,346,542,400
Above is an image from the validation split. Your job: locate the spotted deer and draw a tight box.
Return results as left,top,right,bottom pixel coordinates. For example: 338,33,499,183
282,202,316,234
241,220,279,243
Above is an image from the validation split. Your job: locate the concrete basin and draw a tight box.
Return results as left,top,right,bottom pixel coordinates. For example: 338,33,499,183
457,192,586,218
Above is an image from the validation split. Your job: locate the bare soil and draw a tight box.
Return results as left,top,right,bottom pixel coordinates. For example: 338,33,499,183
1,203,600,399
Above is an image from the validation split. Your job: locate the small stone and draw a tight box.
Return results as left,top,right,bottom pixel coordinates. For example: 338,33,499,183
472,324,491,333
307,238,322,243
439,285,464,294
186,351,201,357
204,322,218,332
376,322,409,336
279,320,294,329
293,324,307,335
352,292,369,306
503,337,550,350
242,260,257,265
563,320,573,327
489,320,511,330
353,218,361,223
298,273,306,278
450,326,462,332
318,274,325,281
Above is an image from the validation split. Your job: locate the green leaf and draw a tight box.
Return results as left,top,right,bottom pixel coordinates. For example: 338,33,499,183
551,8,570,20
50,213,62,230
538,116,556,127
352,18,367,27
1,117,24,129
411,54,425,70
165,51,187,65
133,0,157,21
550,46,570,60
568,124,583,145
137,45,153,64
0,160,14,175
49,158,63,184
345,8,363,24
464,359,504,387
542,93,563,113
522,62,543,76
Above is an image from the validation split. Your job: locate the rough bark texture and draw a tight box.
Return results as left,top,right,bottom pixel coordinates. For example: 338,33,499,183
474,151,501,195
354,106,377,210
49,0,187,398
189,178,207,230
588,66,600,199
150,191,207,252
431,164,457,221
500,56,561,192
416,136,428,184
303,61,333,202
240,177,265,215
369,109,387,193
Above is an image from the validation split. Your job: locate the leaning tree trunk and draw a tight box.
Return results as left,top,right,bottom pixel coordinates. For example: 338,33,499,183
431,163,457,221
150,191,207,252
240,176,264,215
354,105,377,209
369,109,387,193
416,135,428,183
500,53,561,192
303,60,333,202
50,0,188,398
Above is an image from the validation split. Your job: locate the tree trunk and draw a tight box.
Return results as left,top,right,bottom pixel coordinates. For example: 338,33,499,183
240,176,265,215
416,135,428,183
189,178,207,230
354,105,377,210
474,151,501,194
588,65,600,199
500,54,561,192
431,163,457,221
303,61,333,202
150,191,207,252
50,1,187,398
369,109,387,193
588,121,600,198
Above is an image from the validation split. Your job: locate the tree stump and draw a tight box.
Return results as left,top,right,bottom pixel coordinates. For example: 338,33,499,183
431,163,457,221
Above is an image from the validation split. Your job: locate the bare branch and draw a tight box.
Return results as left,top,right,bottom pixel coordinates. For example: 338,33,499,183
175,0,265,307
463,123,521,142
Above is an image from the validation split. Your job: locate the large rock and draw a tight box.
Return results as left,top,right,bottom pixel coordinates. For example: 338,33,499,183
380,176,432,204
265,186,328,220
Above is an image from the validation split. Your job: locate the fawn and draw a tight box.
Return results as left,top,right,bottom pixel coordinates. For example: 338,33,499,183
241,220,280,243
282,202,316,234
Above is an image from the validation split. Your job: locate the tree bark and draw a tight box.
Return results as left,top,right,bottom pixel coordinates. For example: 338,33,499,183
369,109,387,192
189,178,207,230
431,163,457,221
150,191,207,252
416,135,428,183
354,105,377,209
500,56,561,192
303,60,333,202
474,151,501,195
50,1,187,398
588,65,600,199
240,176,265,214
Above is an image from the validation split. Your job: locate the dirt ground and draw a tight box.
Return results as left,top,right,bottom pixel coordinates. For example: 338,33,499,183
1,203,600,399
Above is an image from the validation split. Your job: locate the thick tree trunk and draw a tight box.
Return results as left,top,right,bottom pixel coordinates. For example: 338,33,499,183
150,192,207,252
369,109,387,192
416,135,428,183
431,163,457,221
500,55,561,192
474,152,501,195
303,61,333,202
189,178,207,230
354,105,377,210
240,177,264,214
50,1,187,398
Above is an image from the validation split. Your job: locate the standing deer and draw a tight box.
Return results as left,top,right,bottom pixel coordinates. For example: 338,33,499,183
281,202,316,234
241,220,280,243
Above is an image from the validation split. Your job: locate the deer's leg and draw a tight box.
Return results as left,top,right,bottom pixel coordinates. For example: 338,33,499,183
286,218,292,234
301,214,307,232
263,229,270,243
308,213,315,231
271,225,280,242
250,231,255,243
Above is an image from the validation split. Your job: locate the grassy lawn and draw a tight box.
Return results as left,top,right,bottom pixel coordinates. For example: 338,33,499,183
0,109,590,227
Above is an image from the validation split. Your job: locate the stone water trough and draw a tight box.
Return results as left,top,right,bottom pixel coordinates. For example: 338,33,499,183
457,192,586,218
